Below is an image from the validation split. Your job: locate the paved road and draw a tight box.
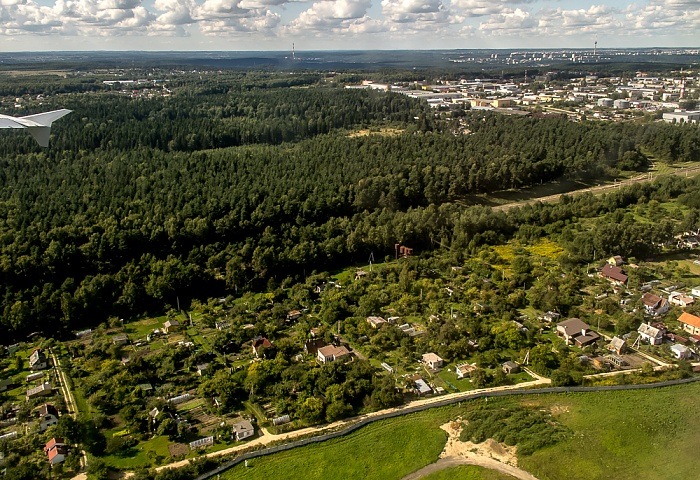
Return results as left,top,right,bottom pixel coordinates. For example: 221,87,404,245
492,165,700,212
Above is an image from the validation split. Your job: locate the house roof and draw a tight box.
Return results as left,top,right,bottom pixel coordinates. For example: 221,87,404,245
48,445,68,461
422,352,443,364
502,361,519,369
609,337,626,350
641,293,662,308
456,363,477,375
318,345,350,358
557,318,590,335
39,404,58,418
601,264,628,283
44,437,65,451
232,420,254,434
164,319,180,328
679,312,700,329
29,349,45,365
414,379,431,394
252,337,273,349
638,323,662,337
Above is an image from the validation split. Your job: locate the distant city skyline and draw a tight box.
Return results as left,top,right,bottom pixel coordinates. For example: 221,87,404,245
0,0,698,52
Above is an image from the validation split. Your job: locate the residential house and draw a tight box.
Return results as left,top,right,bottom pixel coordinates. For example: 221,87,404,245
355,270,368,280
678,312,700,336
317,345,351,364
163,319,180,333
455,363,478,379
638,323,664,345
669,291,694,307
413,377,432,396
600,264,628,285
607,336,628,355
252,337,273,358
671,343,693,359
286,310,302,322
606,354,627,367
37,404,59,432
691,286,700,297
367,316,386,329
27,382,52,400
641,293,669,316
44,438,68,466
29,349,48,371
303,338,326,355
112,333,129,345
196,363,210,376
232,420,255,441
422,352,444,370
556,318,600,347
540,311,561,323
608,255,625,266
502,361,520,374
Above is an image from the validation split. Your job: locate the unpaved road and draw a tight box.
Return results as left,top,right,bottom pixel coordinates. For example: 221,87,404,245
493,165,700,212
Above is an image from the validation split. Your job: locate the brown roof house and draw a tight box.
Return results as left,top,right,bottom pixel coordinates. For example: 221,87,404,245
304,338,326,355
252,337,274,358
641,293,669,316
679,312,700,336
29,349,48,371
44,438,68,466
600,264,628,285
556,318,600,347
502,361,520,374
163,319,180,334
638,323,664,345
607,336,628,355
317,345,351,364
37,404,59,432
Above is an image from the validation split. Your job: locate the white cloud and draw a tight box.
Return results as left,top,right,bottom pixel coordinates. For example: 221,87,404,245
284,0,372,34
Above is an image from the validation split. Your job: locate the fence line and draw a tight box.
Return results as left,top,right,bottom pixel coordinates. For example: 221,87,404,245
193,376,700,480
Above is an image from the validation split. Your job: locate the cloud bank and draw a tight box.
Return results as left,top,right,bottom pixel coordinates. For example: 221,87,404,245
0,0,697,48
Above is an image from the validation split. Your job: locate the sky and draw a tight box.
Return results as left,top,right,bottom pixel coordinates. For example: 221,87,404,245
0,0,698,52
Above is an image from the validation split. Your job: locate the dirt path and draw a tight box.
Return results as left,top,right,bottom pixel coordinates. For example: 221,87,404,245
492,165,700,212
155,370,551,472
401,421,539,480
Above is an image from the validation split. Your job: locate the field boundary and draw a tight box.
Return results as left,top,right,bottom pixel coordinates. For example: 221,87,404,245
192,376,700,480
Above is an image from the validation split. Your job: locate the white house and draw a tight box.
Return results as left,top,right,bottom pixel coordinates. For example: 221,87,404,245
232,420,255,441
638,323,664,345
422,353,444,370
671,344,693,359
317,345,351,364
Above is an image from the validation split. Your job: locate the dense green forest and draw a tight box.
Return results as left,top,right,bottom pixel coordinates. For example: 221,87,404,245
1,72,700,339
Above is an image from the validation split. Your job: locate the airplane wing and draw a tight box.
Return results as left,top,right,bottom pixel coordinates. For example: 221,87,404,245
0,115,27,128
20,109,72,126
0,109,71,147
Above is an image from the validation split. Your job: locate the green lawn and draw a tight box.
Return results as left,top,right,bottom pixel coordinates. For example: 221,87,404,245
421,465,516,480
124,316,165,339
520,382,700,480
222,412,449,480
102,434,172,469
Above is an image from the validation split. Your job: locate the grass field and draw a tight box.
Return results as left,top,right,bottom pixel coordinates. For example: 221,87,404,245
521,382,700,480
219,382,700,480
222,411,450,480
103,435,172,469
421,466,516,480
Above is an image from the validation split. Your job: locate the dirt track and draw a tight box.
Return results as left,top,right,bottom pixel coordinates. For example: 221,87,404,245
492,165,700,212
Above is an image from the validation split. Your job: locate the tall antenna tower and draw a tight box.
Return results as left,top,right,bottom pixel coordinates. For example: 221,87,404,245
594,35,598,56
292,43,296,60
